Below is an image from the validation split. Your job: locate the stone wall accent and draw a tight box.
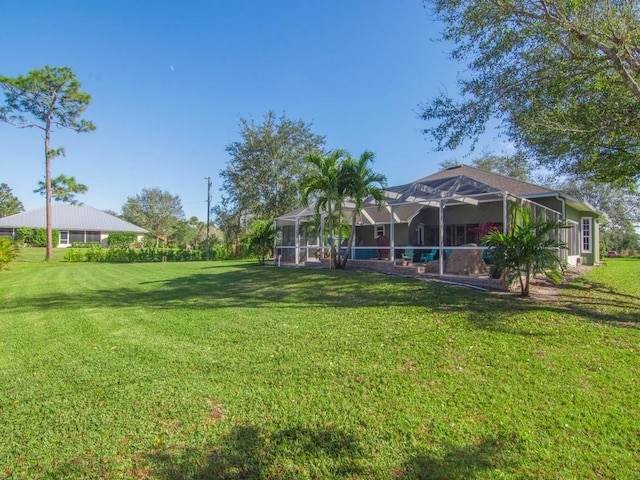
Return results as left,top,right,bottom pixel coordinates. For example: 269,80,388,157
445,244,487,275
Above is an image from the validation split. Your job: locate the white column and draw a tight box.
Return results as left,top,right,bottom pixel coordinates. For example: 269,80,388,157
389,205,395,263
439,200,444,276
273,219,278,266
294,217,300,265
503,193,509,234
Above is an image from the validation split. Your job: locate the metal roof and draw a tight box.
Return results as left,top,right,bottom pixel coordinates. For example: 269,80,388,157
0,204,147,233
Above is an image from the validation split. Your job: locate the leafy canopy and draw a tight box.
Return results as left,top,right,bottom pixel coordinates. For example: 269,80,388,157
34,174,88,205
121,188,185,248
0,183,24,218
0,65,95,133
216,111,326,244
244,219,276,265
301,149,386,269
422,0,640,186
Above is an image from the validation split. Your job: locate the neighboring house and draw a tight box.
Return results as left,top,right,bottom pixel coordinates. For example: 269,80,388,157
276,165,601,272
0,204,147,247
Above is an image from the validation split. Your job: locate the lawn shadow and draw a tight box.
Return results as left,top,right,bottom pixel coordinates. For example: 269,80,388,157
146,423,366,479
400,435,519,479
4,262,638,328
2,264,446,313
427,274,639,331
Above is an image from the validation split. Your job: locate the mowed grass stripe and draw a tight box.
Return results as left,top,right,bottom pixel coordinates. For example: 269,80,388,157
0,257,638,478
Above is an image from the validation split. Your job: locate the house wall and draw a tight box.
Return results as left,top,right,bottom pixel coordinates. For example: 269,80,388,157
393,223,409,246
527,196,600,266
356,225,377,245
564,205,599,266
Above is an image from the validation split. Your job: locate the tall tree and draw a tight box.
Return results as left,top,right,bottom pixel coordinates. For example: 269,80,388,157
340,151,387,268
0,66,95,260
34,174,88,204
421,1,640,187
218,110,326,230
0,183,24,217
121,188,185,248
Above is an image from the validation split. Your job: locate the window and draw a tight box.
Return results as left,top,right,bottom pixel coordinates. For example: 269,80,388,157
581,217,592,253
0,228,14,238
59,231,69,245
375,225,386,237
70,231,85,243
86,231,101,243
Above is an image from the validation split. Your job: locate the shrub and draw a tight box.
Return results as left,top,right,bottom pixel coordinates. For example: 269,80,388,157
15,228,59,247
104,248,130,263
64,249,87,262
484,216,567,297
108,232,137,248
85,246,106,262
244,219,276,265
71,242,101,248
0,237,21,270
77,246,208,264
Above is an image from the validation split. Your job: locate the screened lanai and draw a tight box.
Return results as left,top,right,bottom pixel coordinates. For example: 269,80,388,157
275,174,565,275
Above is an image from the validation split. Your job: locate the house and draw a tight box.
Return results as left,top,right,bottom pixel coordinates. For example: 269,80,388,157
0,204,147,247
275,165,600,273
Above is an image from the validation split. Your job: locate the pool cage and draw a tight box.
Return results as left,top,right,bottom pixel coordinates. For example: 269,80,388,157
275,175,570,275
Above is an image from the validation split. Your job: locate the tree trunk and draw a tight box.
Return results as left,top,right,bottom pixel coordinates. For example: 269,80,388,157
327,205,335,270
340,214,357,269
45,125,53,261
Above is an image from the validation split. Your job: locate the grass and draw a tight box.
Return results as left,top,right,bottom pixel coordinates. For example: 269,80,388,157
0,251,638,479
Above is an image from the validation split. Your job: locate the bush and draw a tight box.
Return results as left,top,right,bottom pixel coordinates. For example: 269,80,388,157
0,237,21,270
64,249,87,262
72,246,209,264
15,228,59,247
71,242,101,248
85,246,106,262
108,232,137,248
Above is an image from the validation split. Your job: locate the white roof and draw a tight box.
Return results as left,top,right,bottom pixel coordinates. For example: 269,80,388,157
0,204,147,233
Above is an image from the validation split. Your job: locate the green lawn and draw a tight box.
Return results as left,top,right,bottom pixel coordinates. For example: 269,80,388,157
0,253,638,479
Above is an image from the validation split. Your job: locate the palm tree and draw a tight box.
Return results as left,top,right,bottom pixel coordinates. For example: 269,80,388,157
300,150,350,269
339,151,387,268
245,219,276,265
483,210,567,297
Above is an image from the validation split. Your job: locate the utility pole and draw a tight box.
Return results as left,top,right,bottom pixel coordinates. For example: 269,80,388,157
205,176,212,260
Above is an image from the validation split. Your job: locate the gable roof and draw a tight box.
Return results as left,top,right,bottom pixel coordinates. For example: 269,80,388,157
0,204,147,233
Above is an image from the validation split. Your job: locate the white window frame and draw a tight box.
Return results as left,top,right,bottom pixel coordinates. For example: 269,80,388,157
59,231,70,245
375,225,386,237
581,217,592,253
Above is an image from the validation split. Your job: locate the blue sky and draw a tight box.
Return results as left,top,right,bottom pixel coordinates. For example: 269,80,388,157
1,1,509,221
